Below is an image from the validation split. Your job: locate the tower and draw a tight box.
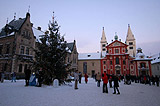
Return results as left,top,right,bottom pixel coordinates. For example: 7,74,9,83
100,27,107,53
126,24,136,57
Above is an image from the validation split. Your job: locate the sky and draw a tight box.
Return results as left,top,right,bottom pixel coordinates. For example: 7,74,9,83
0,0,160,55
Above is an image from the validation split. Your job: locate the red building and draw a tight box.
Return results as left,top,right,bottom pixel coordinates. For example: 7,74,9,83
101,35,134,76
101,35,152,77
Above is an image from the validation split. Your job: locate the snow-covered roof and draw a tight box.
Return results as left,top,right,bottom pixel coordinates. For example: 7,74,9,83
78,52,101,60
134,52,152,61
32,27,45,42
151,53,160,64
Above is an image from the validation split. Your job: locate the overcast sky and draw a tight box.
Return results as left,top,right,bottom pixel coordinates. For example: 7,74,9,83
0,0,160,55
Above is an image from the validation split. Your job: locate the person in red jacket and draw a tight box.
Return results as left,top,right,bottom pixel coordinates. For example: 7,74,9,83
84,73,88,84
102,71,108,93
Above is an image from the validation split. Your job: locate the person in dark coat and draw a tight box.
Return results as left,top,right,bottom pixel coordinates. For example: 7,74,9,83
113,75,120,94
78,72,82,84
102,71,108,93
109,75,113,88
25,68,31,86
155,75,159,87
37,68,43,87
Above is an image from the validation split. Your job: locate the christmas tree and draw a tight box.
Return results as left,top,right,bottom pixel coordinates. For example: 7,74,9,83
34,12,69,85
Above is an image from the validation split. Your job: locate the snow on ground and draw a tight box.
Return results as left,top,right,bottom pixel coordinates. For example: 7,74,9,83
0,78,160,106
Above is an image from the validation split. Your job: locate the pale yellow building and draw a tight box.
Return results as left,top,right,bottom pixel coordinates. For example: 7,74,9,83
78,53,101,77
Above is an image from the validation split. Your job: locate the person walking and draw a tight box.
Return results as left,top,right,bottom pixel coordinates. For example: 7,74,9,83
24,68,31,86
96,72,101,87
37,68,43,87
109,75,113,88
102,71,108,93
113,75,120,95
74,70,79,89
84,73,88,84
11,72,16,82
144,75,147,85
155,75,159,87
78,72,82,84
1,71,4,83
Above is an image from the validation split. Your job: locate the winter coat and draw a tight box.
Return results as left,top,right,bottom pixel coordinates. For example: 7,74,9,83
85,74,88,82
102,73,108,84
113,76,119,87
74,72,79,81
96,73,101,81
25,69,31,80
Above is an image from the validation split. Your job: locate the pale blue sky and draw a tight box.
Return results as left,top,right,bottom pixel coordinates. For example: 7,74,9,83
0,0,160,55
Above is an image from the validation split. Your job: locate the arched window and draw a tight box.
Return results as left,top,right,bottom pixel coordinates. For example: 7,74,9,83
116,57,119,64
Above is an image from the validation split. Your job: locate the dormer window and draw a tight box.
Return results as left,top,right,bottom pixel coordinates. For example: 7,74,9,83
88,55,91,57
140,56,144,58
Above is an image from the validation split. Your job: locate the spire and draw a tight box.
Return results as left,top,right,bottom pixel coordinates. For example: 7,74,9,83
52,11,55,23
14,13,16,20
114,32,118,40
101,27,107,43
6,18,8,24
126,24,135,40
28,5,30,13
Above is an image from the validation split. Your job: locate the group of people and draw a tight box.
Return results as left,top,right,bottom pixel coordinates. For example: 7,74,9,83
98,71,120,94
24,68,43,87
74,70,88,89
74,70,120,94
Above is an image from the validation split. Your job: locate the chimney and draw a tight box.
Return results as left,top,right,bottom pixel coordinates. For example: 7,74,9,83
37,27,41,31
31,23,33,27
119,39,121,41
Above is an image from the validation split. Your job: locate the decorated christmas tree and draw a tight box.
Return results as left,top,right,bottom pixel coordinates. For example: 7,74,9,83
34,12,69,85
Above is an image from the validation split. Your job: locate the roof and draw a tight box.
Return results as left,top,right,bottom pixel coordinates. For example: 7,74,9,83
32,27,45,42
66,42,74,52
134,52,152,61
78,53,101,60
0,18,26,37
151,53,160,64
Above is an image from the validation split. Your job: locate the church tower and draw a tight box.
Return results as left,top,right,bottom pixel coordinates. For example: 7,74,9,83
100,27,107,52
126,24,136,57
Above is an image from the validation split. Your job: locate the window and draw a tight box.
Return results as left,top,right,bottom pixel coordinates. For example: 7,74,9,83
26,47,29,55
116,57,119,64
115,49,119,53
6,44,10,54
20,46,25,54
4,63,8,71
123,60,126,65
102,44,106,47
102,48,105,51
83,62,87,74
129,47,133,49
68,57,70,63
110,61,112,65
129,42,133,45
19,64,22,72
0,45,3,55
92,62,94,66
140,63,145,68
157,66,159,70
103,61,106,64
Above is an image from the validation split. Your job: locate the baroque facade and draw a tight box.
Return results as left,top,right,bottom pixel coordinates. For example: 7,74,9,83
100,25,152,76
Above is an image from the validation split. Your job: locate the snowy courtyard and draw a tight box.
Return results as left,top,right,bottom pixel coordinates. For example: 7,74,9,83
0,78,160,106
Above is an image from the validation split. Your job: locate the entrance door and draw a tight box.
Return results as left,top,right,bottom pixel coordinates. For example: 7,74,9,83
92,70,95,78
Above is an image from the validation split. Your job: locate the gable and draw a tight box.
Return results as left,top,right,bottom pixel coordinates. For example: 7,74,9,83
107,40,127,48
